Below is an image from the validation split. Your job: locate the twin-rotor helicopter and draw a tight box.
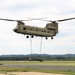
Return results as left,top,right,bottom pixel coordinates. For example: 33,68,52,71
0,17,75,40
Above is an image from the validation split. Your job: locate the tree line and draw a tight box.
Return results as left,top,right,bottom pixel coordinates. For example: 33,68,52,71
0,54,75,61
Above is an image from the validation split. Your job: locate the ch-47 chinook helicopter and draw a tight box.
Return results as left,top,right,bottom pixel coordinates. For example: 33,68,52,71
0,17,75,40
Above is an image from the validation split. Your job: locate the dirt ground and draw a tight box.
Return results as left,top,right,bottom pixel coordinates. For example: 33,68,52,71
0,72,66,75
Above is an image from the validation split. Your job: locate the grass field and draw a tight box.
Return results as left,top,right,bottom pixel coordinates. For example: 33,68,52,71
0,61,75,75
0,61,75,66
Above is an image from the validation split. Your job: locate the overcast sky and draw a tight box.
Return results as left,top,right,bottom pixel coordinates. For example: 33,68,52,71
0,0,75,55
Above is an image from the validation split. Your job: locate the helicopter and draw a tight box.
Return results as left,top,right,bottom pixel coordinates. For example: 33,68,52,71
0,17,75,40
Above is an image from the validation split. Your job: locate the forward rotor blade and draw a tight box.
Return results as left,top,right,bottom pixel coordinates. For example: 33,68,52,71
26,17,48,20
56,17,75,22
0,18,35,22
0,18,17,21
21,19,36,21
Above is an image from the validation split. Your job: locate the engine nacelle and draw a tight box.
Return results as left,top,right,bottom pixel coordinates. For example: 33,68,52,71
46,22,58,34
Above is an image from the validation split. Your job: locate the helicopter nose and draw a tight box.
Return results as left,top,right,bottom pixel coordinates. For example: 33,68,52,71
13,28,18,32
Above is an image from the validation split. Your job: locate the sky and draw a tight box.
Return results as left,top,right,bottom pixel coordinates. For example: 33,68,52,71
0,0,75,55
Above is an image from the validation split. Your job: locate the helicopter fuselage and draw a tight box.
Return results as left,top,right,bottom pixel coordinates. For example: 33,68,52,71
13,21,58,39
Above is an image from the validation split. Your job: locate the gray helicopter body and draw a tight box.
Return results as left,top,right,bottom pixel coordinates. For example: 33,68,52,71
13,21,58,39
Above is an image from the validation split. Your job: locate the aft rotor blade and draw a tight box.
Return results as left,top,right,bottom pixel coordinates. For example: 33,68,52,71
56,17,75,22
38,19,53,22
40,17,75,23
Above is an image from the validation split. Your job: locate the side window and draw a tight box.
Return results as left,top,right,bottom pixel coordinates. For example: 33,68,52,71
23,27,26,30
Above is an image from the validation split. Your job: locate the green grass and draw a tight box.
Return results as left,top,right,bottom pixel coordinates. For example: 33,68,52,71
0,61,75,65
0,61,75,66
0,61,75,75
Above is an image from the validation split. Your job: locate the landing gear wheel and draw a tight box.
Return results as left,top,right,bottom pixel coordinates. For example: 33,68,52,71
26,35,29,38
31,35,34,38
51,37,53,39
46,37,48,40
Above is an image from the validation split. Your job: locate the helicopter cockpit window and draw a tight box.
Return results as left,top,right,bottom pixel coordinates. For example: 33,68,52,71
15,25,19,29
